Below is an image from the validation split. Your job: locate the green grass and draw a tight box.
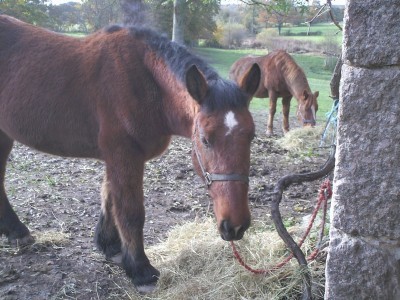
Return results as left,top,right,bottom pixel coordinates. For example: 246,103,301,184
284,34,341,44
193,47,336,123
282,23,342,36
263,23,343,45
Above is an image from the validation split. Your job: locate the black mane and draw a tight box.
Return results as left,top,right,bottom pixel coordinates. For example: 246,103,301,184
128,27,248,111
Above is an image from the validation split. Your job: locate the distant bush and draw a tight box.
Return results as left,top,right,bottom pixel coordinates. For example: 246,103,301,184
255,28,279,46
213,22,247,48
282,30,323,36
200,38,222,48
263,37,319,53
320,35,341,71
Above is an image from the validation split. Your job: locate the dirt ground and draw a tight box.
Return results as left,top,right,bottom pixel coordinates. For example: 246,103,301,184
0,111,331,300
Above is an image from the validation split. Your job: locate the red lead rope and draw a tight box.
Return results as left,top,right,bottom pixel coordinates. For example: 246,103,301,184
231,179,332,275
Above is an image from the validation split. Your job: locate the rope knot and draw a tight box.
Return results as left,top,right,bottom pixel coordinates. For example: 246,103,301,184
319,179,332,200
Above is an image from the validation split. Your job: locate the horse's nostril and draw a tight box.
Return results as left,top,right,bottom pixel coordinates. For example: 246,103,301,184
221,220,231,234
220,220,249,241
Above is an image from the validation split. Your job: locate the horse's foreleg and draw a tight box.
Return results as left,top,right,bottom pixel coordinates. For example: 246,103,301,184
95,174,122,262
0,132,34,245
100,144,159,292
282,96,292,134
267,92,277,136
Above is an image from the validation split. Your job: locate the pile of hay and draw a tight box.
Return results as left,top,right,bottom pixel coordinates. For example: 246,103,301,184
276,126,325,156
129,218,325,299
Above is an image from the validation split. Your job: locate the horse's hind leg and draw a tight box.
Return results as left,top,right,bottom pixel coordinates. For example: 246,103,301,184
95,174,122,262
0,131,34,245
282,96,292,134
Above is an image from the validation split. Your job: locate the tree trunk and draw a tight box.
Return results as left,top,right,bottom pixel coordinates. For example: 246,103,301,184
330,53,342,99
172,0,185,44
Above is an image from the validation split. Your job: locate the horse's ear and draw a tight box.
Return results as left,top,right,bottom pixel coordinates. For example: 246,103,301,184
314,91,319,98
237,63,261,96
186,64,208,104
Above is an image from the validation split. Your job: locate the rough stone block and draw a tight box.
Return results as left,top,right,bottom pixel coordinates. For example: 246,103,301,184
332,65,400,238
325,228,400,299
343,0,400,67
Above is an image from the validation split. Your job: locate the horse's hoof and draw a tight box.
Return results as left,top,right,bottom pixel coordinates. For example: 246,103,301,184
8,234,35,247
136,283,157,294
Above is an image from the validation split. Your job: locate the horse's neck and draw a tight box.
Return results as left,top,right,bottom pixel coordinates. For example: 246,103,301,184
163,90,198,138
146,57,197,138
282,67,310,101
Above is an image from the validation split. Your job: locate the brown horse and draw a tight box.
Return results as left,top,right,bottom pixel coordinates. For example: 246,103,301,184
0,16,261,292
229,50,319,136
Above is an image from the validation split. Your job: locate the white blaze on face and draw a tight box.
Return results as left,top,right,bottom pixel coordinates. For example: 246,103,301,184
224,111,238,136
311,105,316,120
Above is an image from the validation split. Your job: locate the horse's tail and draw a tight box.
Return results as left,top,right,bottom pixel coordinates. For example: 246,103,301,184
121,0,148,26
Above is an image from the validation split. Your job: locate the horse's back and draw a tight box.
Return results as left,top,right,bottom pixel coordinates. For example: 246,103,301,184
0,16,105,158
261,50,305,81
229,56,260,82
0,16,172,160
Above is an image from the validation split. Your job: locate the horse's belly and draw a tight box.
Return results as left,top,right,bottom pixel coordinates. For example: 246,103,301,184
0,109,100,159
12,129,100,159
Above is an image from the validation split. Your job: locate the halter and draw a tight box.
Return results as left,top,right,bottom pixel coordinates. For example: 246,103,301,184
297,103,316,125
192,121,249,187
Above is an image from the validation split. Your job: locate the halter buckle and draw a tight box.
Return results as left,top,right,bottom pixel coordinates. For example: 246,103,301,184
204,172,212,186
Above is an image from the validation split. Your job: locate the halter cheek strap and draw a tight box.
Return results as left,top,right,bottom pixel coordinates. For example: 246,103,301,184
192,123,249,187
297,103,316,125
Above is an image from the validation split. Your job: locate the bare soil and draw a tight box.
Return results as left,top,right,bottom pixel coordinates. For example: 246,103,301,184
0,112,330,300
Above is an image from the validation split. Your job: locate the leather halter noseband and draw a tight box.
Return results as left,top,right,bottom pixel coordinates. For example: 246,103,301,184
297,103,316,125
192,121,249,187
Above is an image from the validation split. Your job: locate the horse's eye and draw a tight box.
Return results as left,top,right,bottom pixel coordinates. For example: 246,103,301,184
201,137,211,148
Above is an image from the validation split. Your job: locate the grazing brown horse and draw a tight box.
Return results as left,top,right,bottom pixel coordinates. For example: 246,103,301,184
0,15,261,292
229,50,319,136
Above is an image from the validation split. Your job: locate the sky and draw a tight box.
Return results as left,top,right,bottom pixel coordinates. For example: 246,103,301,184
49,0,346,6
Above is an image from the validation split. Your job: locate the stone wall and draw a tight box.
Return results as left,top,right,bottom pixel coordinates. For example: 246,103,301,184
325,0,400,299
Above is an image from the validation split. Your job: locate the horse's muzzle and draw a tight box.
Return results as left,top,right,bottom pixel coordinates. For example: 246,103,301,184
219,219,250,241
303,120,316,127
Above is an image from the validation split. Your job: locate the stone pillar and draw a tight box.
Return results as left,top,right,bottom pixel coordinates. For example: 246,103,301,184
325,1,400,299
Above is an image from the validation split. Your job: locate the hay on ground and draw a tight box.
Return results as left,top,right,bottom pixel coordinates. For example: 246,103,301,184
128,218,325,300
276,126,324,156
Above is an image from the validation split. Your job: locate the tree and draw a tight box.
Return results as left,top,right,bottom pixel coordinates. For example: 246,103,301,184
48,2,83,32
146,0,220,44
121,0,148,25
172,0,184,43
0,0,52,26
81,0,123,31
239,0,308,35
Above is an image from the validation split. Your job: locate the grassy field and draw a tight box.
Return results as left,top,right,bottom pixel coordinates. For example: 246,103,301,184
281,23,343,44
193,47,337,123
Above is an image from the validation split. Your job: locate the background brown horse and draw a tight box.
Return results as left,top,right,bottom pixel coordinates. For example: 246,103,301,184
229,50,319,136
0,15,260,292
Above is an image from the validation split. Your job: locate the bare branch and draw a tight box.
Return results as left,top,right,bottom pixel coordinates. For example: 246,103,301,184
270,148,336,300
327,0,342,31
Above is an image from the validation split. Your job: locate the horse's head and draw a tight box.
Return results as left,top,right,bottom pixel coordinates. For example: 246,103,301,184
297,90,319,127
186,63,260,241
